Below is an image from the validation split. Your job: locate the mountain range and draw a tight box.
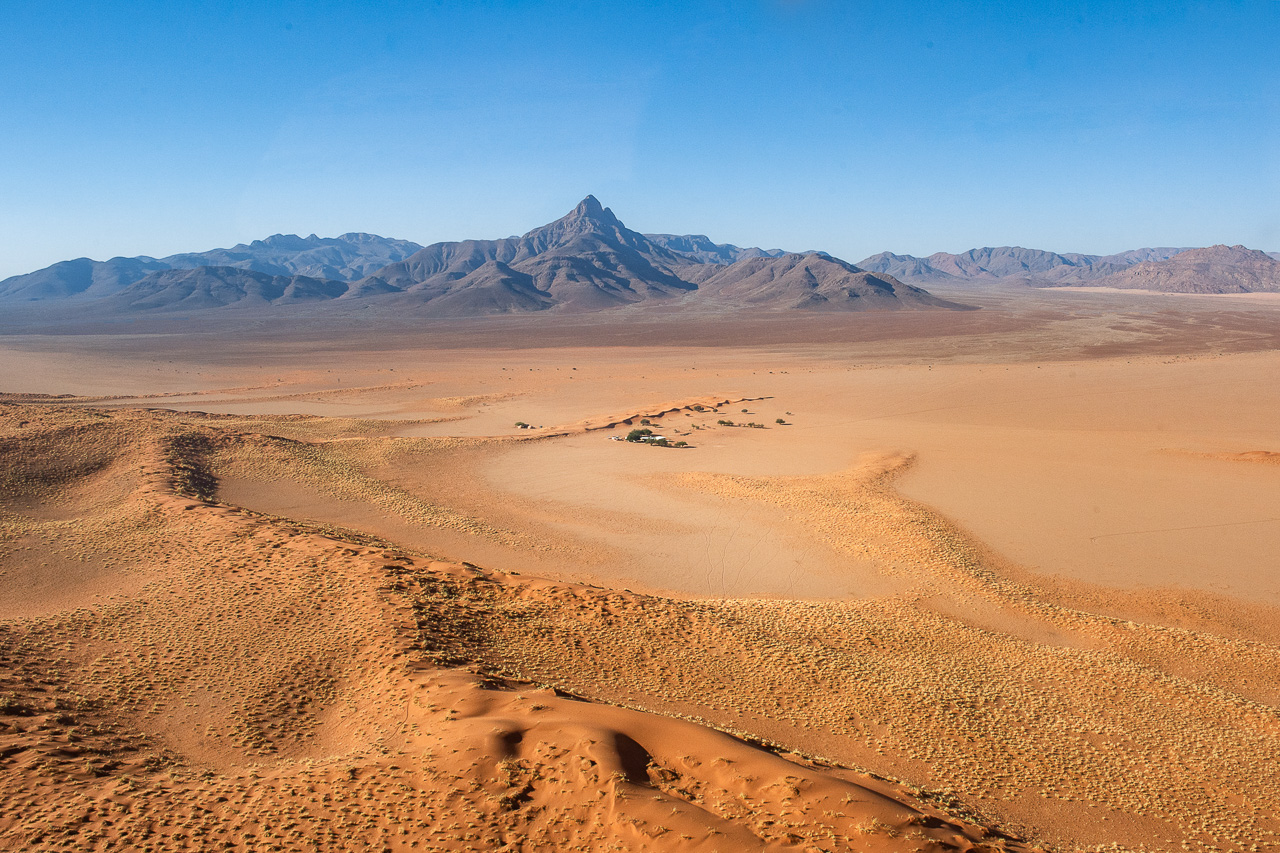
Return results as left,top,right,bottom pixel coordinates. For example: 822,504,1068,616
0,233,424,302
1,197,959,315
1087,245,1280,294
854,246,1195,285
5,198,1278,315
854,245,1280,290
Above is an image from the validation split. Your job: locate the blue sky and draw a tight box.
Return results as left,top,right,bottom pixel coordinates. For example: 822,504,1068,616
1,0,1277,278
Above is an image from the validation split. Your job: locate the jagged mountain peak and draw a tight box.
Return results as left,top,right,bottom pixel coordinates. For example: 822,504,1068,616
573,194,607,218
507,196,665,265
245,233,318,250
528,195,627,241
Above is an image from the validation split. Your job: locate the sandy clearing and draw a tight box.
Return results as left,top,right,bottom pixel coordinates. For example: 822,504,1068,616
7,330,1278,603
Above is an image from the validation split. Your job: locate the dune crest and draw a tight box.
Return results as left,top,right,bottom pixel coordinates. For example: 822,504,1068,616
0,402,1031,851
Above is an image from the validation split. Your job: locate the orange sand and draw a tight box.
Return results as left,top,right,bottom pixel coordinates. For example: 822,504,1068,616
3,286,1280,851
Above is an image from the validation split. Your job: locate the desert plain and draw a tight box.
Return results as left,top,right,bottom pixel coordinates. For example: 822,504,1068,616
2,283,1280,852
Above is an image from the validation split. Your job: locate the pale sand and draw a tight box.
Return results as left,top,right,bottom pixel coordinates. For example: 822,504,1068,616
2,287,1280,851
22,342,1274,605
1052,286,1280,302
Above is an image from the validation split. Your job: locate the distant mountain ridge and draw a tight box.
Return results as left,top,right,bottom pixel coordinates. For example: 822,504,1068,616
689,253,958,311
0,197,961,316
1091,245,1280,293
360,196,699,312
346,196,959,315
7,212,1276,309
23,199,1275,314
855,246,1195,285
105,267,351,311
643,234,787,265
162,232,425,282
0,233,424,302
853,244,1280,293
0,257,173,302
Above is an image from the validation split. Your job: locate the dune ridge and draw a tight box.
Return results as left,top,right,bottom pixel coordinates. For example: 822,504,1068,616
4,394,1279,851
0,401,1036,852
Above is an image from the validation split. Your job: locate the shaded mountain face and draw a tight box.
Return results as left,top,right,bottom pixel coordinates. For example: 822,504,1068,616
855,252,959,283
0,233,422,301
108,267,349,311
855,246,1195,285
1103,247,1193,265
162,232,423,281
927,246,1093,280
359,195,698,313
411,260,554,316
1093,245,1280,294
692,253,965,311
0,257,171,301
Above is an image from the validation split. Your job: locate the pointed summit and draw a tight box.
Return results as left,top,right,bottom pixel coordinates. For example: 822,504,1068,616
517,195,635,253
559,194,621,229
574,194,605,217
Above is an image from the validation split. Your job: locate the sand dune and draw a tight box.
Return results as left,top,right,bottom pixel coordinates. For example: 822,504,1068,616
3,288,1280,851
0,402,1029,851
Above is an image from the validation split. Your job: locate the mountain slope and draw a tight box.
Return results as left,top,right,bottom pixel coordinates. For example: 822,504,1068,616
926,246,1101,281
693,253,965,310
854,252,959,283
406,261,554,316
855,246,1195,284
163,232,423,281
1,197,966,316
1091,245,1280,293
643,234,785,265
0,234,421,302
0,257,171,301
108,266,349,311
1103,247,1193,265
359,196,697,313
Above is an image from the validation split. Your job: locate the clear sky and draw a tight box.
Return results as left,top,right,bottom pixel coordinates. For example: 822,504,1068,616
1,0,1277,279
